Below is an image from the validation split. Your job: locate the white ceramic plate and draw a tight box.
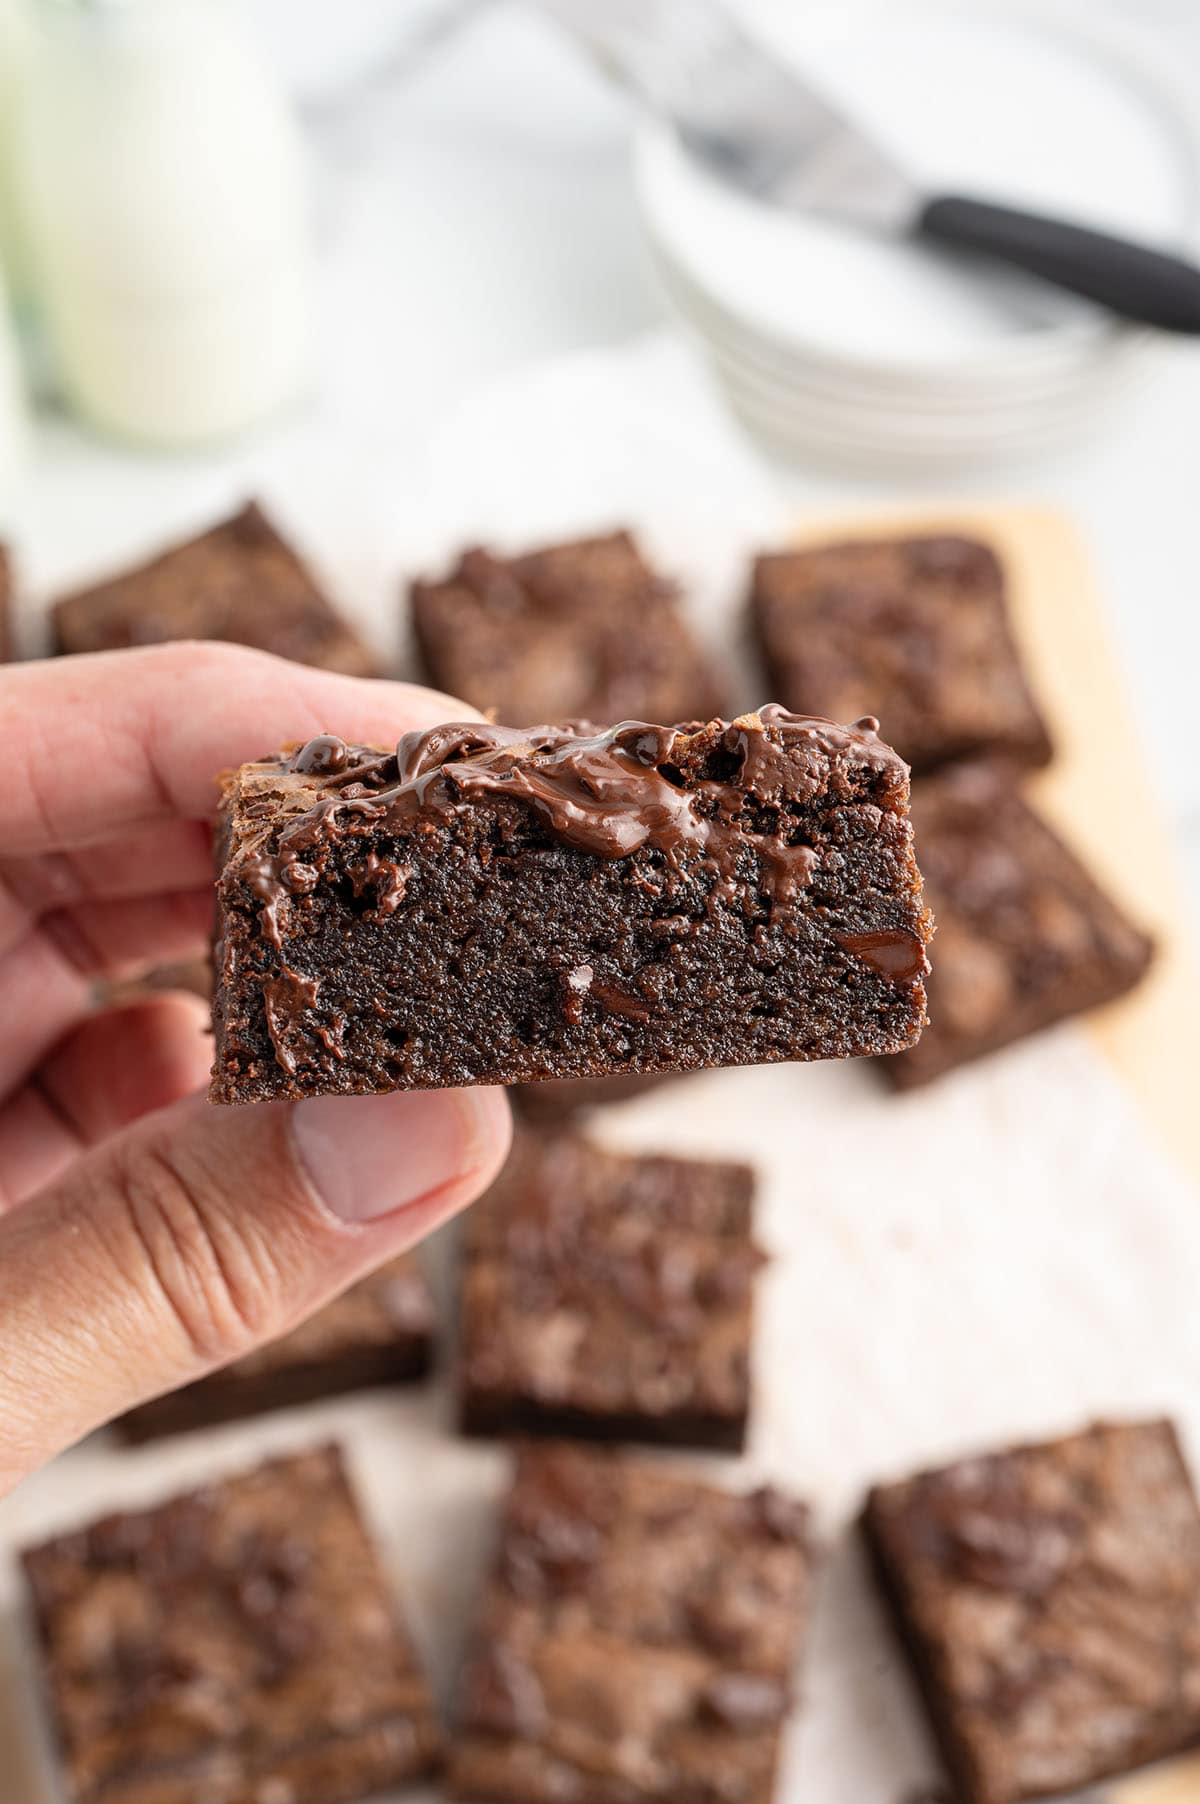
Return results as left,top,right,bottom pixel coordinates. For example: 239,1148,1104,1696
653,239,1144,412
636,0,1200,379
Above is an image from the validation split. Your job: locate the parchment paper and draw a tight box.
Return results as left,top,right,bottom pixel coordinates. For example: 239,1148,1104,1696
2,334,1196,1804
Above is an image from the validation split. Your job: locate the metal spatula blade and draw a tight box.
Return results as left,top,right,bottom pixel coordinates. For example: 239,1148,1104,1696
535,0,1200,334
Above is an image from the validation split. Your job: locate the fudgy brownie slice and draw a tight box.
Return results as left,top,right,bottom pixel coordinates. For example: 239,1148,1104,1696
460,1126,760,1450
118,1253,434,1442
22,1445,442,1804
750,535,1051,775
863,1419,1200,1804
211,708,931,1102
884,762,1152,1088
411,531,723,725
451,1443,812,1804
52,501,379,674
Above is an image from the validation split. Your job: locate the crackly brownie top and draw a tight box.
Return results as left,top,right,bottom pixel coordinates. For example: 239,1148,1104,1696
904,762,1151,1055
463,1128,760,1421
752,535,1049,772
53,502,377,675
219,1254,431,1381
225,706,923,965
456,1445,810,1797
866,1420,1200,1804
412,531,722,724
22,1446,433,1799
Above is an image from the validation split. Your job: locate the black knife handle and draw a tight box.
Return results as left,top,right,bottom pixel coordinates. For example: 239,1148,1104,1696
918,194,1200,334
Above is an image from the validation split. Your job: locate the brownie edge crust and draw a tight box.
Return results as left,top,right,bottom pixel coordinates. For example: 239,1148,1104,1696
211,707,931,1104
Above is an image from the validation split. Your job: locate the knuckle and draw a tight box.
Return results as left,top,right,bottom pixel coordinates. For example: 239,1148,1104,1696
106,1135,286,1368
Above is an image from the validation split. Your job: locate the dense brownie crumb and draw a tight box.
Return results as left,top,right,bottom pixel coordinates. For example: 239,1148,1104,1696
459,1126,760,1450
750,535,1051,775
451,1443,812,1804
22,1445,442,1804
884,762,1153,1087
863,1420,1200,1804
211,707,931,1103
411,531,724,725
51,501,379,674
118,1254,434,1442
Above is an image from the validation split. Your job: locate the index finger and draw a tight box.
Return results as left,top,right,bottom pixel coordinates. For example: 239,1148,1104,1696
0,643,474,855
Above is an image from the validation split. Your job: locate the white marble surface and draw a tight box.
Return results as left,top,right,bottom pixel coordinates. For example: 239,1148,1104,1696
8,0,1200,905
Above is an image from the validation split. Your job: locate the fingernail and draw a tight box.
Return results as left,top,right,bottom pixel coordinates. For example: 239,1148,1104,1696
290,1087,507,1224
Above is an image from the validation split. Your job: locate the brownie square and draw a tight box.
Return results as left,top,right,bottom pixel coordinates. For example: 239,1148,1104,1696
51,501,379,674
460,1126,760,1450
862,1419,1200,1804
210,708,931,1103
514,1070,684,1123
22,1445,442,1804
411,531,723,725
451,1444,812,1804
750,535,1051,775
884,762,1153,1087
118,1253,434,1442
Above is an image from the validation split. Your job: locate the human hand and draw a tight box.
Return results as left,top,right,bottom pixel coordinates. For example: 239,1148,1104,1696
0,643,511,1495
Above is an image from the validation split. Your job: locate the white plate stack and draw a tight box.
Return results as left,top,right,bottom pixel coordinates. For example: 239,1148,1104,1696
635,0,1200,472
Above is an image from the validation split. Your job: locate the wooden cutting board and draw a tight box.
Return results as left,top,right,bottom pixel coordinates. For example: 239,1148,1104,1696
790,504,1199,1196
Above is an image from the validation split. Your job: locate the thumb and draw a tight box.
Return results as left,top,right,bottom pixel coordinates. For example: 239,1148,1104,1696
0,1085,510,1494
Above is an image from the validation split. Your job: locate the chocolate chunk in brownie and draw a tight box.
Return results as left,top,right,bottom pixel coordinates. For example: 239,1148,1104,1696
411,532,723,725
460,1126,759,1450
451,1443,812,1804
118,1254,435,1442
862,1419,1200,1804
51,501,379,674
750,535,1051,775
210,708,931,1103
513,1070,684,1123
884,762,1152,1088
22,1445,442,1804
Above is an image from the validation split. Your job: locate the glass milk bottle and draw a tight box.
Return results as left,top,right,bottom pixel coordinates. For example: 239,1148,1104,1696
18,0,312,446
0,0,34,305
0,255,26,512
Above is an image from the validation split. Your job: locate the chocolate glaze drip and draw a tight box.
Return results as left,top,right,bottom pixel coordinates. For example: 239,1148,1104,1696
439,723,707,861
263,969,320,1073
239,709,912,967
